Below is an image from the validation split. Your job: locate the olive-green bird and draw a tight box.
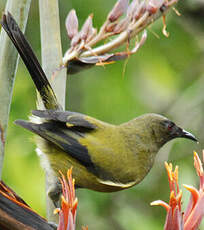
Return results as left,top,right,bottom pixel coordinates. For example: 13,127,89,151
1,13,197,202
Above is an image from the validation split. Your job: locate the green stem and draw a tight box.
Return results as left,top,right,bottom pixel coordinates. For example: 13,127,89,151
38,0,67,222
0,0,31,179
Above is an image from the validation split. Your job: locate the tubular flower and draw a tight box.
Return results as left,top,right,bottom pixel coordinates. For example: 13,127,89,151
63,0,179,74
183,151,204,230
55,168,78,230
151,151,204,230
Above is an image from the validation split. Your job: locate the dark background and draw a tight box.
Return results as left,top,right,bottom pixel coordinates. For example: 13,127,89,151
0,0,204,229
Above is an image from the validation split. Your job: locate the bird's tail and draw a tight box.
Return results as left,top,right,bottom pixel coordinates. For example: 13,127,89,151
1,12,61,110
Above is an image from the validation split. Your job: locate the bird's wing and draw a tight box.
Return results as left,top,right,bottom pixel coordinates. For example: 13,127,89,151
32,110,97,130
15,119,95,169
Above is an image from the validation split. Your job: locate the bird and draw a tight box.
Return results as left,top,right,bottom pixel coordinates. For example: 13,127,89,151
1,13,197,204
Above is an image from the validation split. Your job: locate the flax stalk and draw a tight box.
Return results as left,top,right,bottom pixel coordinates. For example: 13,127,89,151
39,0,67,222
0,0,31,179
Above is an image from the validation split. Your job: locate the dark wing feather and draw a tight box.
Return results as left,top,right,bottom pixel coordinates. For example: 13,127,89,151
32,110,97,130
15,120,95,168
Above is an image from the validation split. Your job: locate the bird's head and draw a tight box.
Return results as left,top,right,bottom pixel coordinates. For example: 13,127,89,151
145,114,197,147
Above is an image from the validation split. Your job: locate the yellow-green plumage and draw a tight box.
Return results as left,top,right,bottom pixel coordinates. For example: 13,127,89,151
16,111,197,195
2,13,197,205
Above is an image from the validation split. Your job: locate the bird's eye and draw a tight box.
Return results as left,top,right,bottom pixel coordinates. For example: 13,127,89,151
167,122,174,131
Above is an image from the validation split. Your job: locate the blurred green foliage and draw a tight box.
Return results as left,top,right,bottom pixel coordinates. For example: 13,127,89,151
1,0,204,229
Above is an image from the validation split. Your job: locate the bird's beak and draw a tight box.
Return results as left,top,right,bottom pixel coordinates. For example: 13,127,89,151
180,129,198,142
